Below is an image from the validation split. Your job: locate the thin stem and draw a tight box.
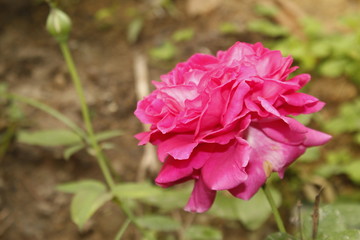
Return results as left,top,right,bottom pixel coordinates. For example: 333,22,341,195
114,218,131,240
59,41,115,189
58,37,143,238
262,184,287,233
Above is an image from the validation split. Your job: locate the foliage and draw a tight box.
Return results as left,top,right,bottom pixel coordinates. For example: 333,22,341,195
184,225,222,240
149,41,177,61
58,180,112,229
172,28,194,42
135,215,181,232
301,204,360,240
18,128,122,159
266,203,360,240
209,188,281,230
219,22,239,35
248,6,360,86
323,98,360,136
313,98,360,183
0,84,24,159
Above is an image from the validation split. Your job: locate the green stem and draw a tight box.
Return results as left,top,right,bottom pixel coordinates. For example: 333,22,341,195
262,184,287,233
58,38,143,238
59,41,115,189
114,218,131,240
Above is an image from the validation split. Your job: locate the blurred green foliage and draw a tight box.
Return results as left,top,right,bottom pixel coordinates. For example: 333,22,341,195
249,6,360,86
267,203,360,239
0,84,24,159
149,41,177,61
219,22,239,35
172,28,194,42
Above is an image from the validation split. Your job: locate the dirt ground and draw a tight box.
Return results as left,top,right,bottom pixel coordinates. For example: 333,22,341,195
0,0,359,239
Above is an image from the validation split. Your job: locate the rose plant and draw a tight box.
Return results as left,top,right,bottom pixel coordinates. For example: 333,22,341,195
135,42,331,213
3,3,338,238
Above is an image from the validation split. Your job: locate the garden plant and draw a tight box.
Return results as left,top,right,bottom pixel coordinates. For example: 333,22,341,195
1,1,360,240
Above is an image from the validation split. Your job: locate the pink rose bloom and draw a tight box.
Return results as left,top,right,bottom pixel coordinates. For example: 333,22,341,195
135,42,331,213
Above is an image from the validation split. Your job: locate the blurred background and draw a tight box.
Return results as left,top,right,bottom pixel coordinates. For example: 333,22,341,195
0,0,360,239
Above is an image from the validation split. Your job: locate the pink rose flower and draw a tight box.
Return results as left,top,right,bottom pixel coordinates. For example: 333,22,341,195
135,42,331,213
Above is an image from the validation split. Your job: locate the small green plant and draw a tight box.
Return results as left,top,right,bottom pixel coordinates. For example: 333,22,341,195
0,84,24,159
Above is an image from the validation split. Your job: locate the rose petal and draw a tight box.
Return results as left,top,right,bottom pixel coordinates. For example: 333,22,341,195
229,155,267,200
155,156,193,187
258,97,281,117
195,85,228,135
231,125,306,199
303,127,332,147
256,117,308,145
156,134,198,162
222,81,250,125
217,42,255,63
201,138,250,190
184,176,216,213
246,126,306,177
287,73,311,87
279,92,325,115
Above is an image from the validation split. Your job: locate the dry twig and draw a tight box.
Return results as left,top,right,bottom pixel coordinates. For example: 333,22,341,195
133,52,159,181
312,187,324,240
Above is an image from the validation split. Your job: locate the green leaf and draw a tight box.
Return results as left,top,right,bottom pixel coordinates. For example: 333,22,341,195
63,143,85,160
219,22,238,34
319,59,346,78
95,130,123,142
127,18,143,43
301,204,360,240
331,203,360,229
320,230,360,240
0,83,8,95
248,19,288,37
301,17,324,38
71,189,112,229
112,182,162,200
149,41,176,61
95,7,114,22
326,149,352,165
343,160,360,184
324,99,360,134
11,94,86,138
265,232,298,240
185,225,222,240
59,180,110,230
293,114,313,125
254,4,279,17
355,133,360,145
135,215,180,232
100,142,115,149
18,129,82,147
140,186,191,211
209,188,281,230
341,14,360,29
310,39,332,58
302,205,347,239
57,180,106,193
172,28,194,42
298,147,320,163
315,164,343,178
